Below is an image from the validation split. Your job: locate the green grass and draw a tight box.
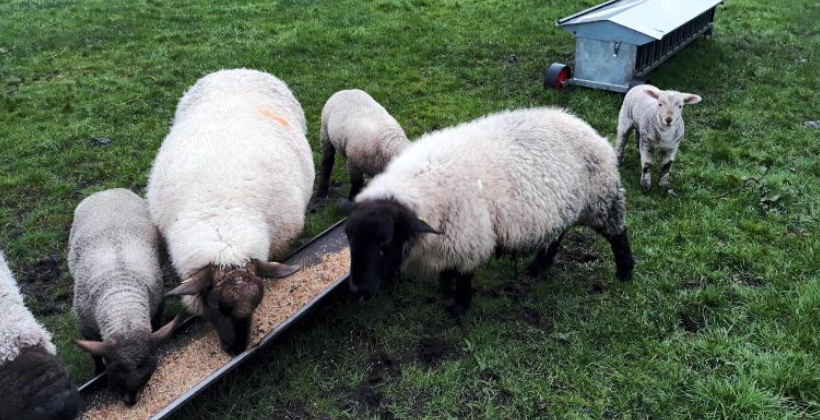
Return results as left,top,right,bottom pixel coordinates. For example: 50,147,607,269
1,0,819,419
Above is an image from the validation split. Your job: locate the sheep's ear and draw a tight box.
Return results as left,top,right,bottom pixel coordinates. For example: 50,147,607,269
406,215,443,235
255,260,300,279
166,267,212,297
336,198,354,216
645,88,661,100
75,339,108,357
683,94,702,105
151,316,180,344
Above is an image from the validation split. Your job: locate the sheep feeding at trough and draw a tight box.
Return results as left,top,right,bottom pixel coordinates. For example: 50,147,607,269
0,250,79,420
146,68,314,355
69,188,179,406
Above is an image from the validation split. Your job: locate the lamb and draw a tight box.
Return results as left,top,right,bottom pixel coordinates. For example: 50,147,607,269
147,68,311,355
317,89,410,200
615,84,702,193
69,188,178,405
0,250,79,420
343,107,636,314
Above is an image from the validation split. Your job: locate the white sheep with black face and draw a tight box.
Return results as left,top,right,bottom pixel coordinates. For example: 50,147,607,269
615,84,702,192
344,107,636,315
0,250,79,420
317,89,410,200
69,188,178,406
147,68,311,355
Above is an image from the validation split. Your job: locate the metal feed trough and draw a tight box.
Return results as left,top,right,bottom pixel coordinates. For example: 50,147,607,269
545,0,723,93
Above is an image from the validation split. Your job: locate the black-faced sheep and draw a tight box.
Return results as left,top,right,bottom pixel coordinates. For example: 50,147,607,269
615,84,702,192
317,89,409,200
146,69,311,355
69,188,178,405
0,250,79,420
344,108,635,314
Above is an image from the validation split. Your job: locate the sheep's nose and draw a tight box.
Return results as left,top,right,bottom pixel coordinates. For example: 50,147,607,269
665,117,673,124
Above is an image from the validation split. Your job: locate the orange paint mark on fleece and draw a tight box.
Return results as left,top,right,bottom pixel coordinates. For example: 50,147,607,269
256,107,291,128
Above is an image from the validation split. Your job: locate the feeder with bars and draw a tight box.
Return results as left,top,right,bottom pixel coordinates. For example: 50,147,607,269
545,0,723,93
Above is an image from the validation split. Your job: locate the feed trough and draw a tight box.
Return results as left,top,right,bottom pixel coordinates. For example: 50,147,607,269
545,0,723,93
78,219,350,420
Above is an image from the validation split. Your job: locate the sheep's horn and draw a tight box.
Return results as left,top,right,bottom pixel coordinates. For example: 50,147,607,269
75,339,108,357
151,315,180,343
254,260,300,279
166,267,212,296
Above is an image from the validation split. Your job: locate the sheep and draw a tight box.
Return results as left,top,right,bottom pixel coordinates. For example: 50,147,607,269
615,84,702,193
344,107,636,314
317,89,410,200
147,68,311,355
69,188,178,405
0,250,79,420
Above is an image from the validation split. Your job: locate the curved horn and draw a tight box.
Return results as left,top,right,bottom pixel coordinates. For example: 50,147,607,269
166,267,213,297
254,260,300,279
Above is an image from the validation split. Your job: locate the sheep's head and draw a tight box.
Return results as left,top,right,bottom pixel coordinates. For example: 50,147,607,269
166,260,299,355
76,317,178,405
0,346,79,420
344,199,441,301
645,88,702,128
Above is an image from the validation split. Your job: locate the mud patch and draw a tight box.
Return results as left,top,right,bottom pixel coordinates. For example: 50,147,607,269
18,256,69,316
417,337,456,367
679,312,701,333
367,352,401,385
341,386,395,420
590,279,610,294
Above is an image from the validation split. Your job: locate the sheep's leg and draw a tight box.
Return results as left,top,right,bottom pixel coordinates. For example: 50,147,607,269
639,136,654,193
525,233,565,277
317,132,336,198
444,270,473,316
151,300,165,331
593,193,635,282
658,147,678,189
615,124,633,164
438,270,456,298
348,166,364,201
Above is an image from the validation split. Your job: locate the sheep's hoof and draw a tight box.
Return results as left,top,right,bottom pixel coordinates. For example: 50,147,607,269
664,188,677,196
445,303,467,318
641,182,651,193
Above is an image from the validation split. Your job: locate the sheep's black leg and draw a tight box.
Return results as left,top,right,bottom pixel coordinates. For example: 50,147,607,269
317,139,336,198
603,230,635,282
151,301,165,331
445,271,473,317
348,167,364,201
438,269,456,298
93,355,105,375
525,233,565,277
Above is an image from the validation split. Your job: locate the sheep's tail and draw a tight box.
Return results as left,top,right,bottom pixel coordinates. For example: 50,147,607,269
317,122,335,198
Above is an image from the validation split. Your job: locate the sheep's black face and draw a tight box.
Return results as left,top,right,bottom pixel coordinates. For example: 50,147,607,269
0,346,79,420
203,269,263,355
345,199,441,301
105,334,158,405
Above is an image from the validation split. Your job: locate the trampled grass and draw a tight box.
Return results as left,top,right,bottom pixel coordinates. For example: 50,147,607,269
1,0,819,419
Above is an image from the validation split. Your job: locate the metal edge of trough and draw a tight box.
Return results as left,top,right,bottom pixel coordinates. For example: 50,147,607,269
77,218,350,418
555,0,622,26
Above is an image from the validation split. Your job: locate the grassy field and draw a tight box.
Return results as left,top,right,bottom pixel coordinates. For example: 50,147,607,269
1,0,819,418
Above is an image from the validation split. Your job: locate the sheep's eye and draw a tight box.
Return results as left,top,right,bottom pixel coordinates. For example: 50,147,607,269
658,103,663,107
679,105,683,109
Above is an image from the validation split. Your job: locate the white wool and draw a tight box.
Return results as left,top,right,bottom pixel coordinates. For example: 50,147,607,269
69,189,164,340
0,250,56,367
357,107,624,275
321,89,409,176
147,69,314,314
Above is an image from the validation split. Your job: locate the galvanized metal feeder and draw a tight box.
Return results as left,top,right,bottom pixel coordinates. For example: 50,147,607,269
545,0,723,93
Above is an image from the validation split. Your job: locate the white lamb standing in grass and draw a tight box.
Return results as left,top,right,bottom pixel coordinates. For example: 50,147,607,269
317,89,410,200
69,188,178,406
0,250,78,420
147,68,311,355
615,84,702,193
344,107,636,315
